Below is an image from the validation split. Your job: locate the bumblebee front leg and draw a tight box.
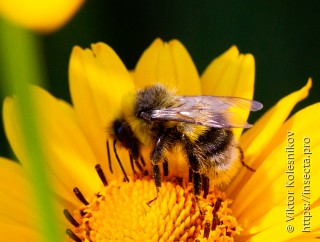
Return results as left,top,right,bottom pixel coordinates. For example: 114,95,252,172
147,136,168,206
151,163,161,189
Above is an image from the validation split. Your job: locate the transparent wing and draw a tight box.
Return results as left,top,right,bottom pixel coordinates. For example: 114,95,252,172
142,96,263,128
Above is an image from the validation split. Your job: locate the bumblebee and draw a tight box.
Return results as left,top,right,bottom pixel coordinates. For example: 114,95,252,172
109,84,262,197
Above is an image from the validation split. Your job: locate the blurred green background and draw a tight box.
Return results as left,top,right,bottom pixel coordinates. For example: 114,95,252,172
1,1,319,159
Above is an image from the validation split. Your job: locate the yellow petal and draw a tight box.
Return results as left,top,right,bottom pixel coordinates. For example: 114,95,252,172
201,46,256,138
227,79,312,196
201,45,255,99
69,43,135,179
241,206,320,241
294,227,320,241
134,38,201,95
293,239,320,242
0,221,42,241
0,0,84,33
232,103,320,239
0,157,36,225
2,87,102,205
0,157,67,240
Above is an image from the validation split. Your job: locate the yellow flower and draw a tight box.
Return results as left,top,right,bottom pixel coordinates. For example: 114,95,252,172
1,39,320,241
0,0,84,33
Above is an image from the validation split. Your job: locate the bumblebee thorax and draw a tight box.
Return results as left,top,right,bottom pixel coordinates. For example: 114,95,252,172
123,84,176,145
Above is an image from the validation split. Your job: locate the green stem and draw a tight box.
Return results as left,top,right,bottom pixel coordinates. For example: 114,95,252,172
0,18,62,242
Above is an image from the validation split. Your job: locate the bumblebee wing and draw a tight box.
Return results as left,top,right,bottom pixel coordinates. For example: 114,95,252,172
143,96,263,128
173,96,263,111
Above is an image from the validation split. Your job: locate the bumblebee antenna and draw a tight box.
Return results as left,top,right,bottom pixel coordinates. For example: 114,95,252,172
113,139,129,182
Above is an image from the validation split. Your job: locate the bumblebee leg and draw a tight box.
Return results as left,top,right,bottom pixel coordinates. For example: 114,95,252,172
151,164,161,189
238,146,255,172
193,172,202,197
128,153,136,174
188,168,193,182
183,143,202,196
147,136,168,206
163,158,169,177
191,166,202,211
182,138,203,212
146,164,161,206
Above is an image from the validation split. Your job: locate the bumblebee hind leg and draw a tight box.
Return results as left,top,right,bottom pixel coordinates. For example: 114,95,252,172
182,137,204,212
238,146,255,172
183,140,202,196
189,165,203,213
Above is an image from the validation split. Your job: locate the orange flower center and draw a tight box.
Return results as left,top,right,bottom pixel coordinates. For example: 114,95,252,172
64,169,242,241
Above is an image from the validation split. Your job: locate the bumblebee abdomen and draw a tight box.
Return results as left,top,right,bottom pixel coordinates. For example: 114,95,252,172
179,123,208,142
196,128,233,155
184,127,240,186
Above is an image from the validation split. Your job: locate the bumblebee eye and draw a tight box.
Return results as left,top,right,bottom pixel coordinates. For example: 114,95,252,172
113,120,125,140
116,124,123,135
112,119,140,153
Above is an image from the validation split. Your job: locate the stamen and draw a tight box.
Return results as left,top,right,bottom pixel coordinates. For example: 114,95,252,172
63,209,79,227
203,221,211,239
211,197,222,230
211,214,219,230
106,140,113,173
213,197,222,213
80,210,86,217
66,228,82,242
95,164,108,186
129,153,136,174
163,158,169,176
202,175,210,199
113,139,129,182
73,187,89,205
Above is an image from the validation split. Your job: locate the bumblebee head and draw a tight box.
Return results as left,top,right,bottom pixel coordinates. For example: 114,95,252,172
111,118,140,160
109,84,175,156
